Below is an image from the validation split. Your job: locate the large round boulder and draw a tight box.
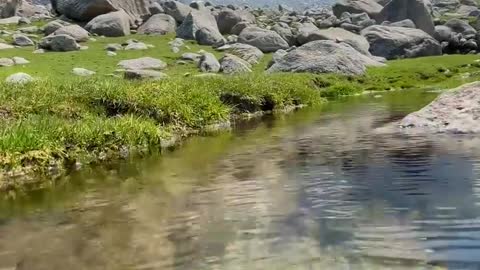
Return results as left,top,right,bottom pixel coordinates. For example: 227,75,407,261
85,10,130,37
52,24,90,42
215,8,255,35
137,14,176,35
176,10,224,46
297,26,371,55
39,34,80,51
160,0,192,24
0,0,20,18
216,43,264,64
377,0,435,36
51,0,150,22
267,40,384,75
361,25,442,59
332,0,383,19
238,26,289,53
445,18,477,35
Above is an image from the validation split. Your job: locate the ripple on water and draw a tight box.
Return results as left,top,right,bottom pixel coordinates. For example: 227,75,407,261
1,91,480,269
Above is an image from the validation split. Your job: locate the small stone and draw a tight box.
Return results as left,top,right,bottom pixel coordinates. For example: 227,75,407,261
118,57,167,70
124,70,168,80
33,49,45,54
105,43,123,51
72,67,95,76
0,58,15,67
12,57,29,65
124,42,148,50
18,17,31,25
5,72,33,84
0,43,14,50
107,51,117,56
171,46,180,53
12,34,34,46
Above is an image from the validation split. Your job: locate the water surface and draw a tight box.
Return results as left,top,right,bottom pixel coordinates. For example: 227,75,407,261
1,90,480,270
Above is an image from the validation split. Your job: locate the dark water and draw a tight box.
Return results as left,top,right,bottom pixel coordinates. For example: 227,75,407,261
1,90,480,270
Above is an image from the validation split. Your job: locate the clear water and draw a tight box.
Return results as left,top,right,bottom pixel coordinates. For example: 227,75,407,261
1,90,480,270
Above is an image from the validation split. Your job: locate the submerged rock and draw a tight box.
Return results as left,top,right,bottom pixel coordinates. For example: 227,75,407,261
399,82,480,133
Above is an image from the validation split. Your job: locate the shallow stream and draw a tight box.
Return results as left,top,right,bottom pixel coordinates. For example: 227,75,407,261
1,90,480,270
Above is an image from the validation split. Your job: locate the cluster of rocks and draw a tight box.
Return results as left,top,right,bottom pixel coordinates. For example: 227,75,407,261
2,0,480,81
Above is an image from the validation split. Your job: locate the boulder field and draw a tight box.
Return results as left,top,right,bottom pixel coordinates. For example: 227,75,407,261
0,0,480,79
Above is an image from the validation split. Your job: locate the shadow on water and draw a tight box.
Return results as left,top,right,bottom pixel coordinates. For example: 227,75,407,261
2,89,480,269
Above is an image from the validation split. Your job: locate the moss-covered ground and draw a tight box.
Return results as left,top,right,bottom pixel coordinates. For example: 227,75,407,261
2,20,480,189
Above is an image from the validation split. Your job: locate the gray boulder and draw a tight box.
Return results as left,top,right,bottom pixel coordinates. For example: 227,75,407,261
124,41,148,50
456,4,479,16
52,24,90,42
297,27,371,55
85,10,130,37
267,40,384,75
399,81,480,133
161,0,192,23
198,52,220,73
195,27,225,45
12,33,34,46
333,0,383,19
220,54,252,75
43,20,69,35
231,21,251,35
238,26,289,53
5,72,33,84
39,34,80,51
118,57,166,70
215,8,255,34
361,25,442,59
0,0,20,18
271,22,296,46
137,14,176,35
378,0,435,36
181,52,202,62
388,19,416,28
176,10,224,46
445,18,477,35
51,0,150,22
434,25,453,42
216,43,264,64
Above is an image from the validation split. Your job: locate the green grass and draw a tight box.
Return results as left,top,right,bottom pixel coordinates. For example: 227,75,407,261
2,20,480,189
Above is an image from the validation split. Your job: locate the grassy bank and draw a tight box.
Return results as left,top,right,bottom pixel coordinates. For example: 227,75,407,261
0,74,323,189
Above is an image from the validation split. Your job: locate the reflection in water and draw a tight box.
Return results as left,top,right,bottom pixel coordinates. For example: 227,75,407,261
1,90,480,269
